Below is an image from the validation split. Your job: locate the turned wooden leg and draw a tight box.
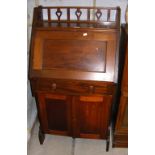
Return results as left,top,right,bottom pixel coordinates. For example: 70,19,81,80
106,126,110,152
38,127,45,144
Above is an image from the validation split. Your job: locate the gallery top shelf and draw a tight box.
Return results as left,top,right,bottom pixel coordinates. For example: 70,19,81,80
33,6,121,29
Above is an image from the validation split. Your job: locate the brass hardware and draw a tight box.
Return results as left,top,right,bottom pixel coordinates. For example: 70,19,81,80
89,85,94,93
52,83,57,91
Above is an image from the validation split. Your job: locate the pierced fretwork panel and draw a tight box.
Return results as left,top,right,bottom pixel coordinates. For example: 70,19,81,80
41,7,119,23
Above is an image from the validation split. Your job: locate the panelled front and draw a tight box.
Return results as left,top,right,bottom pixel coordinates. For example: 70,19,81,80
37,93,72,136
29,6,120,151
43,40,106,72
31,30,117,82
74,95,113,139
36,93,113,139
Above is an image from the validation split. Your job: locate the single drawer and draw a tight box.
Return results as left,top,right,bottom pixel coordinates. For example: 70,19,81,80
36,79,115,95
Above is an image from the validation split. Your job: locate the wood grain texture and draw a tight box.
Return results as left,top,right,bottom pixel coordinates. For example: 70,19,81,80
34,78,115,96
37,93,72,136
42,40,106,72
33,37,42,69
112,25,128,148
74,95,112,139
30,30,117,82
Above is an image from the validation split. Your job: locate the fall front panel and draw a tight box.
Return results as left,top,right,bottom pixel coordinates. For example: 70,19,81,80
42,40,107,73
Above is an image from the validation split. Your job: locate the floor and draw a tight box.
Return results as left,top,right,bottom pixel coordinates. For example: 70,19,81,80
28,120,128,155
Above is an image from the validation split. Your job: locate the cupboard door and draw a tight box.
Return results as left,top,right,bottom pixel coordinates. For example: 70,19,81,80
74,95,112,139
37,93,72,136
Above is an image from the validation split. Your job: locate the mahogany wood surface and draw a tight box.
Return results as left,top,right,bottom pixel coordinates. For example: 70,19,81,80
29,6,121,151
30,29,118,82
75,95,113,139
112,25,128,148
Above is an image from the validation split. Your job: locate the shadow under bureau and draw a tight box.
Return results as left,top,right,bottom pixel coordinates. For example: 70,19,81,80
29,6,120,151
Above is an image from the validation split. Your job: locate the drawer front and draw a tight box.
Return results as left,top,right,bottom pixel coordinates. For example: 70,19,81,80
36,79,114,95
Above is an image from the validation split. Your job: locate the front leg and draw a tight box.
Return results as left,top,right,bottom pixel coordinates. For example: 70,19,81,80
106,126,110,152
38,127,45,144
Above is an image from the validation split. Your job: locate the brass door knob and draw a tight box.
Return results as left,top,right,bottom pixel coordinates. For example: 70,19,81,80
89,85,94,94
52,83,57,91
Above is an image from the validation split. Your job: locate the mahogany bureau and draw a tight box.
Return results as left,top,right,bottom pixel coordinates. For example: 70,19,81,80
29,6,121,151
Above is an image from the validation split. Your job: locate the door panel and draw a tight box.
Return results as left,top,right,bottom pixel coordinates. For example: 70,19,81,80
79,99,101,135
37,93,72,136
45,98,68,131
75,95,112,139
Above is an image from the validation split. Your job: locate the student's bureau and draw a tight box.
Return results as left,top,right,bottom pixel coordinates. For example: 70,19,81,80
29,6,120,151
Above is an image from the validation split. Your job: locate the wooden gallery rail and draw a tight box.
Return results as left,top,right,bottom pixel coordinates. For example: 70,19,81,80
33,6,120,28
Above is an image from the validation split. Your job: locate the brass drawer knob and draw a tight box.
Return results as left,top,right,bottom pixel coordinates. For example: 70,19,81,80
89,85,94,93
52,83,57,91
